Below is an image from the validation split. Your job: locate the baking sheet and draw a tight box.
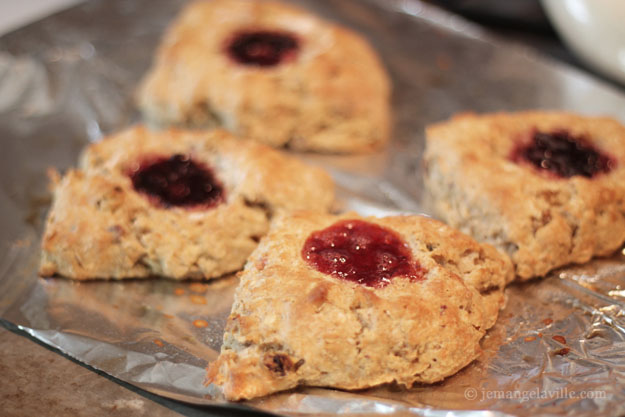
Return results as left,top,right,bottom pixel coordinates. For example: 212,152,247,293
2,0,625,416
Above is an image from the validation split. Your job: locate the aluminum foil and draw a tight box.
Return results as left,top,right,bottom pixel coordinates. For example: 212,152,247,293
1,0,625,416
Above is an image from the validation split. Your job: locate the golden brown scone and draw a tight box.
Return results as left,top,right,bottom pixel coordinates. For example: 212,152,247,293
137,0,391,153
207,211,512,400
39,126,334,280
424,111,625,280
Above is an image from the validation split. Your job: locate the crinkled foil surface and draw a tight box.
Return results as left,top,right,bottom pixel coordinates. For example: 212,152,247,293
1,0,625,416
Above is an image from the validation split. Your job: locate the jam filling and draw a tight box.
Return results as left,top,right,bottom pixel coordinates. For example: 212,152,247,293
511,130,614,178
302,220,425,288
128,154,224,208
226,30,299,67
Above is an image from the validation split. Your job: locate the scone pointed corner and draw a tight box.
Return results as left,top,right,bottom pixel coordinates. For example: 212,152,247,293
206,350,302,401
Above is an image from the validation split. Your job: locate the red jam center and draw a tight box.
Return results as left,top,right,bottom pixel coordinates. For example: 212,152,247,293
511,130,615,178
128,154,224,208
302,220,425,288
226,30,299,67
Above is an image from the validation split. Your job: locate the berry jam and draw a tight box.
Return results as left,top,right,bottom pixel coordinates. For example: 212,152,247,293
226,30,299,67
128,154,224,208
511,130,615,178
302,220,425,288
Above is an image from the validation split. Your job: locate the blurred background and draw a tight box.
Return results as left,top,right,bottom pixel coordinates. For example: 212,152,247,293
0,0,623,90
426,0,625,91
0,0,82,35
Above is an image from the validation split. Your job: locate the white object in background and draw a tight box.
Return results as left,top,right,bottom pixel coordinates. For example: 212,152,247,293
0,0,84,36
541,0,625,85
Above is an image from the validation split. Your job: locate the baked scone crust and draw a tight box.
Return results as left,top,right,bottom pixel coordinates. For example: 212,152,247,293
39,126,334,280
137,0,391,153
424,111,625,280
207,211,512,400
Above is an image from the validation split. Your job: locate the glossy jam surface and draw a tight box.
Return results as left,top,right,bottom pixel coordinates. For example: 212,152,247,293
511,130,615,178
302,220,425,288
226,30,299,67
129,154,224,208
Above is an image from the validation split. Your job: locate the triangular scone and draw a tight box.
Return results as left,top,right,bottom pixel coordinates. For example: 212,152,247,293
207,212,512,400
39,126,334,280
425,111,625,280
137,0,390,153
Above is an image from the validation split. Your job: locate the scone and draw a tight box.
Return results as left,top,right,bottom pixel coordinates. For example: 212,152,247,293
424,111,625,280
207,211,512,400
137,0,391,153
39,126,334,280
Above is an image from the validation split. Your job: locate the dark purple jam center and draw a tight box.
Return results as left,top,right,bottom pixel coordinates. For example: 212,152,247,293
226,30,299,67
302,220,425,288
129,154,224,208
511,130,615,178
